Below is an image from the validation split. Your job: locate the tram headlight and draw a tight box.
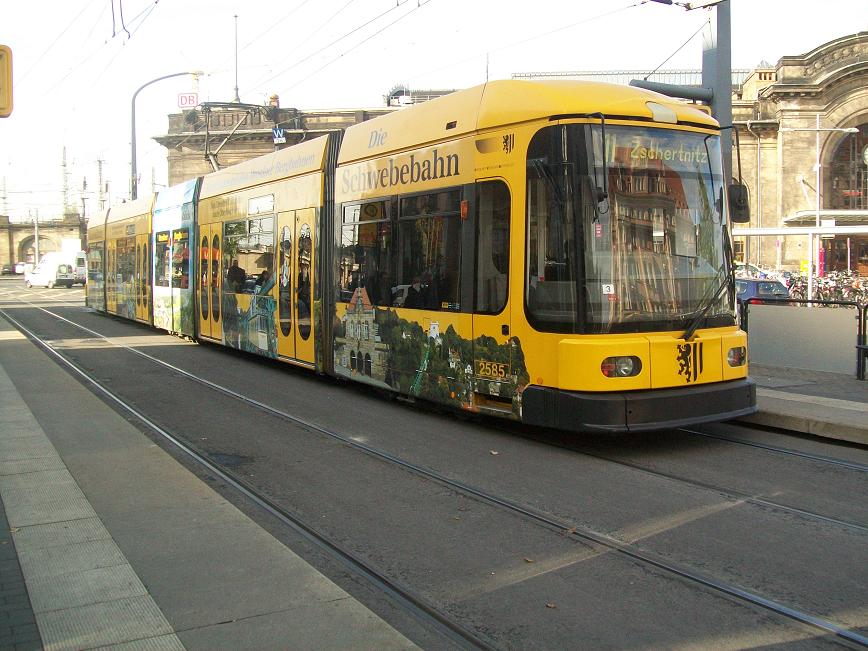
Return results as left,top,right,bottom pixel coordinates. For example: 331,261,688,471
601,356,642,378
727,346,746,367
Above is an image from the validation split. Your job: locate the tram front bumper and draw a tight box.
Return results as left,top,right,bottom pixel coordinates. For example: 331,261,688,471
521,378,757,433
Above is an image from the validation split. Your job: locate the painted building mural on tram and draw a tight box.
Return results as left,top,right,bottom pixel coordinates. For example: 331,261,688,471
333,291,530,416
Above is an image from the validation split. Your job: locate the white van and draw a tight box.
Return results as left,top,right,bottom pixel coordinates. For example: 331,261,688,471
25,262,76,288
73,251,87,285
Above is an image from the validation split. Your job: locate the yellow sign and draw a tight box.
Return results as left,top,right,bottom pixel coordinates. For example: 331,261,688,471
0,45,11,118
477,360,508,380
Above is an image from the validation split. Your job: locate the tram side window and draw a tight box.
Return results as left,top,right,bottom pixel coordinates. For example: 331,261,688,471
223,217,274,294
525,127,582,332
475,181,510,313
87,245,103,282
155,232,171,287
338,200,393,305
172,228,190,289
116,237,136,286
397,189,462,310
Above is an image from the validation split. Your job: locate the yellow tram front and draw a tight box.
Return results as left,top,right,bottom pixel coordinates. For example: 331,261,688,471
334,80,756,432
481,83,757,432
517,115,756,431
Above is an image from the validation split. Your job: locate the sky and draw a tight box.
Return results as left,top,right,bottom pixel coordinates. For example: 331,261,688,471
0,0,866,223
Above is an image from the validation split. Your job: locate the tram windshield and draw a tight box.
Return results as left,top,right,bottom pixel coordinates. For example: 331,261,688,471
526,123,735,334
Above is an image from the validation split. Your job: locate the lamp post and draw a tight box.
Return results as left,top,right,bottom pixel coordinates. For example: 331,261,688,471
131,71,202,200
780,115,858,301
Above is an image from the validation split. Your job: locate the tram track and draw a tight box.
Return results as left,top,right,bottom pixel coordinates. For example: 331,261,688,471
0,305,494,651
8,294,868,537
2,298,867,648
505,430,868,535
6,289,865,474
681,427,868,472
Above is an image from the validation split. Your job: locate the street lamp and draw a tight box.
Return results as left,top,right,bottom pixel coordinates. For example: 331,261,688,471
130,71,203,200
780,115,858,301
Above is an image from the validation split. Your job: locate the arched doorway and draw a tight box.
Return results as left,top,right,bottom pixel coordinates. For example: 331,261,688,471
823,125,868,275
829,124,868,211
17,235,58,265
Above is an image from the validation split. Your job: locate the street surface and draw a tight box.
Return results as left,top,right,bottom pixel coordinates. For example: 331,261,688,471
1,276,866,650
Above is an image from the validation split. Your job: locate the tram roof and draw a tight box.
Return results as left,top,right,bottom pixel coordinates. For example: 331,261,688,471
338,79,719,165
199,135,329,200
105,195,154,224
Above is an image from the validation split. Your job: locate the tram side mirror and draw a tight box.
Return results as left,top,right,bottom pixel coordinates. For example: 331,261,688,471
728,183,750,223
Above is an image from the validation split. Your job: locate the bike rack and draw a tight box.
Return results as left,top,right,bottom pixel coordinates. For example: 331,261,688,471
739,298,868,381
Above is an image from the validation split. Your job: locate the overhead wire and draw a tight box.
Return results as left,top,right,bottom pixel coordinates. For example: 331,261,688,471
35,0,162,101
242,0,358,95
642,18,709,80
244,0,411,96
408,1,642,85
88,1,162,89
17,0,103,86
232,0,316,60
280,1,430,94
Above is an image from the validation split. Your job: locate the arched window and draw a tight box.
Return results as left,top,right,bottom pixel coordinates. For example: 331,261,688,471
350,350,356,371
298,223,312,340
211,234,221,323
279,225,292,336
200,236,208,319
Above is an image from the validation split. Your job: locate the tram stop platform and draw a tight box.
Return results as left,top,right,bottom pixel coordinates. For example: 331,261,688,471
741,363,868,447
0,310,866,650
0,315,417,651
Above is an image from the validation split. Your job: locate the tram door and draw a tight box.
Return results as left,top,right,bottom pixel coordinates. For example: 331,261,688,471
198,224,222,341
106,239,117,314
471,180,513,403
276,209,316,365
134,233,150,323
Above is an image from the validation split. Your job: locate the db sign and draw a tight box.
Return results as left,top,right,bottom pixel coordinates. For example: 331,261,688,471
178,92,198,109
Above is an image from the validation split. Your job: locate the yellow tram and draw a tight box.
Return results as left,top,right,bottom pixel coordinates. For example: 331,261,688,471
87,79,756,432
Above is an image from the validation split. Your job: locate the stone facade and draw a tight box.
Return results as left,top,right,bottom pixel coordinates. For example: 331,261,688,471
155,101,395,187
0,212,86,268
733,32,868,273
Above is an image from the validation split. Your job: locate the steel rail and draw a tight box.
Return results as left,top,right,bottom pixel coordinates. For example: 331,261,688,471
3,302,867,648
681,428,868,473
13,295,868,535
519,434,868,535
0,307,494,651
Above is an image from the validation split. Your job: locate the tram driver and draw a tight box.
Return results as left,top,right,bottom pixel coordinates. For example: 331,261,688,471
226,259,246,293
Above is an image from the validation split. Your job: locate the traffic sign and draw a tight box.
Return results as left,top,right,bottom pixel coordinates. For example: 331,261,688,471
178,92,198,109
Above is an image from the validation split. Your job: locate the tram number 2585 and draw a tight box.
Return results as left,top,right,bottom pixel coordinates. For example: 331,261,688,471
477,360,508,379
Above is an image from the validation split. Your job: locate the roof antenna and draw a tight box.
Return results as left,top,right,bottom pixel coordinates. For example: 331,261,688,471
233,14,241,102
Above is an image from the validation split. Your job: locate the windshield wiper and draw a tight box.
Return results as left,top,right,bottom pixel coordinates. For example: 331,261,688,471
681,266,732,342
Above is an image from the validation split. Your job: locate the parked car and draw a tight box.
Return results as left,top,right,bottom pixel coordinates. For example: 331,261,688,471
14,262,26,274
735,278,790,304
24,262,76,289
1,264,13,275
